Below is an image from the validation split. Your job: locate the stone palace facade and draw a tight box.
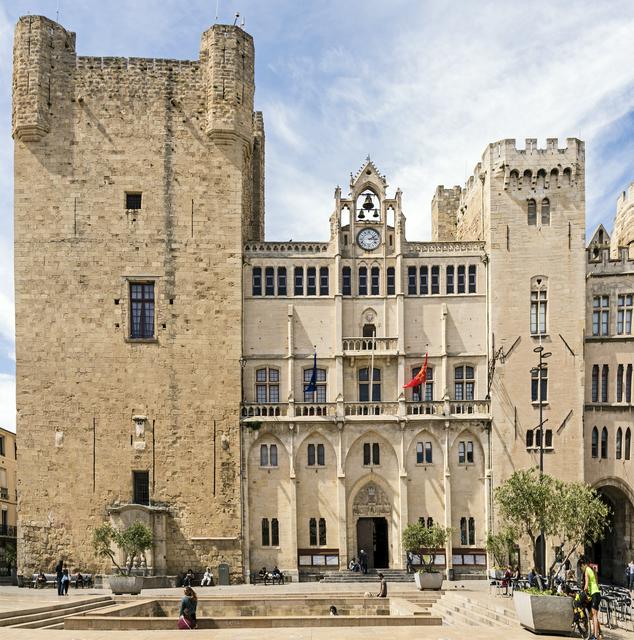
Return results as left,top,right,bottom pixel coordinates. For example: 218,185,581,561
11,15,634,582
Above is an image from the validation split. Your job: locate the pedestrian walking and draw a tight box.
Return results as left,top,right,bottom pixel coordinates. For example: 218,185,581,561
54,559,64,596
627,559,634,590
359,549,368,575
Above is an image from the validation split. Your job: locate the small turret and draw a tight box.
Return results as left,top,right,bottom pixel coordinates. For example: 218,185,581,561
612,182,634,259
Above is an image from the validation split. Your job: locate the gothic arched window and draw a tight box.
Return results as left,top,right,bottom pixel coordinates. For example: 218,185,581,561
591,426,598,458
601,427,608,459
541,198,550,225
527,199,537,225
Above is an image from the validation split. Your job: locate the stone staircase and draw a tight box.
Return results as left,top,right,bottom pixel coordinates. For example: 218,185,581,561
321,569,415,583
431,591,519,629
0,596,113,630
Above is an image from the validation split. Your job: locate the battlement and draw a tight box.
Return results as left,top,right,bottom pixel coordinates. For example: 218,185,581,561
612,180,634,258
616,181,634,209
488,137,584,159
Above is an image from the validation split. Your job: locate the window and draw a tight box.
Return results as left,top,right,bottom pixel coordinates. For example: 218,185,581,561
271,518,279,545
319,518,327,545
530,286,547,335
358,267,368,295
294,267,304,296
617,294,633,335
363,442,380,465
387,267,395,295
411,366,433,401
370,266,380,295
601,365,609,403
359,367,381,401
252,267,262,296
626,428,631,460
420,266,429,295
468,517,475,545
617,365,624,402
617,428,623,459
416,441,433,464
526,430,534,448
133,471,149,505
431,265,440,294
342,266,352,296
527,199,536,225
454,366,475,401
458,440,474,464
309,518,317,545
468,265,477,293
446,266,454,294
601,427,608,459
307,267,317,295
256,367,280,403
592,295,609,336
627,365,633,403
262,518,270,546
277,267,287,296
545,429,553,448
460,517,468,545
130,282,155,339
408,266,416,295
126,192,142,210
591,427,598,458
0,436,4,457
531,366,548,402
303,367,326,402
319,267,329,295
541,198,550,225
260,444,278,467
591,365,599,402
307,443,325,466
265,267,275,296
457,265,465,294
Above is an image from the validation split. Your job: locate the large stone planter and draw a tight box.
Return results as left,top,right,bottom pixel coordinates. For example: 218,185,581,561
108,575,143,595
513,590,573,635
414,571,444,590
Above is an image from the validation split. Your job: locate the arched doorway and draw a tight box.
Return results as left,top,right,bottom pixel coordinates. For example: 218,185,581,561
352,482,391,569
591,482,634,585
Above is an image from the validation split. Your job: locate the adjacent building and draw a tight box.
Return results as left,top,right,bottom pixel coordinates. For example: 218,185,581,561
0,428,17,581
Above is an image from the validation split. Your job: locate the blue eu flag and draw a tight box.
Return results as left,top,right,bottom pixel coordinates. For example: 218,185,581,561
304,352,317,393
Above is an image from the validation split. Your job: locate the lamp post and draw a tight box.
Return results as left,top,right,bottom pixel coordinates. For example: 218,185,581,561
531,345,551,576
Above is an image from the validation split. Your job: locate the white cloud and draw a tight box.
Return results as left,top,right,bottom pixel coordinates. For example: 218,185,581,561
0,373,15,432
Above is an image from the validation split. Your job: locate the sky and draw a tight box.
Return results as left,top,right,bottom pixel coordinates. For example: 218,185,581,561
2,0,634,431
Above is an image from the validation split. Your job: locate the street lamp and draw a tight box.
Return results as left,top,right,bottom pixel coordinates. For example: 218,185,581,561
531,345,551,576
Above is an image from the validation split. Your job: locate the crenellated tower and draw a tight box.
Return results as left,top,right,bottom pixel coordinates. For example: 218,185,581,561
612,181,634,259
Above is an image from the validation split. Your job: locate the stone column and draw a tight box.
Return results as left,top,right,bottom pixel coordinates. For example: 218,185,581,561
484,422,492,572
398,422,408,569
443,421,453,579
288,423,299,580
336,421,348,568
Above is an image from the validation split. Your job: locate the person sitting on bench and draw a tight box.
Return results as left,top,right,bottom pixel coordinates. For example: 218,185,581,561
200,567,213,586
36,572,47,588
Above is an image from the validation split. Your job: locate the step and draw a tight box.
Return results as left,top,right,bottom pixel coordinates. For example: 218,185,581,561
4,600,113,629
443,594,517,622
433,594,518,628
0,595,111,623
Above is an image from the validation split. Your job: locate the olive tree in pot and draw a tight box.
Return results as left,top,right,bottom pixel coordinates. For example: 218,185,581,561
495,469,609,635
402,522,451,590
93,521,153,595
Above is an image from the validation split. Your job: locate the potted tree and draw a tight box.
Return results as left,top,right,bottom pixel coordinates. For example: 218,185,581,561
93,521,153,595
495,469,609,635
402,522,451,590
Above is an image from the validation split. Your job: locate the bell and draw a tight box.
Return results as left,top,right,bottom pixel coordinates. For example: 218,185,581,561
372,210,380,219
362,194,374,210
357,210,365,219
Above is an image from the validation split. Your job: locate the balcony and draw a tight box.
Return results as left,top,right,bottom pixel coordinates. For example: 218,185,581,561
342,337,398,357
0,487,8,500
0,525,16,538
241,399,490,423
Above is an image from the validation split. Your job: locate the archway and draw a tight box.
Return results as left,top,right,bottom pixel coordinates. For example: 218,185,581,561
351,481,392,569
591,482,634,585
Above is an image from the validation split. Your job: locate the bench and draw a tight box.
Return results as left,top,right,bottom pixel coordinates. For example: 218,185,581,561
30,573,93,588
181,572,207,587
250,571,285,585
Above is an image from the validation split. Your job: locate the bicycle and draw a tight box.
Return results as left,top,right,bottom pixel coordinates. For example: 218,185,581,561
570,589,592,639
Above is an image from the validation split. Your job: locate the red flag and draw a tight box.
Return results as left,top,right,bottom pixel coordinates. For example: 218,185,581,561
404,353,428,389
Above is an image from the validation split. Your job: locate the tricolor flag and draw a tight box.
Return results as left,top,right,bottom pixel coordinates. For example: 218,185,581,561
304,351,318,394
403,353,428,389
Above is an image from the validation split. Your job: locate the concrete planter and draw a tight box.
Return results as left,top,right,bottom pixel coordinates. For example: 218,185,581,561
414,571,443,590
513,590,573,635
108,575,143,595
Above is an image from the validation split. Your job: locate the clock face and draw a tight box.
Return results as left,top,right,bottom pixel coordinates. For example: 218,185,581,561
357,228,381,251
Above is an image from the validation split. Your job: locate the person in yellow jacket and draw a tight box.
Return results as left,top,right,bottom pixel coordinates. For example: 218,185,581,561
579,555,602,640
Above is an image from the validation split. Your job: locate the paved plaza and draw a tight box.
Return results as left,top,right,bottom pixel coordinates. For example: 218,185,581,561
0,580,632,639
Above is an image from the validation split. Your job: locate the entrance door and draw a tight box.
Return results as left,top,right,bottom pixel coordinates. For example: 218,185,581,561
356,517,389,569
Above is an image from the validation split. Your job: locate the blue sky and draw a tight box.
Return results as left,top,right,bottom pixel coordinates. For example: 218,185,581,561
2,0,634,431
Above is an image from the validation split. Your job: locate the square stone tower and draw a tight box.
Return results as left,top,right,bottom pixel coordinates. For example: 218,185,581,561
12,15,264,576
